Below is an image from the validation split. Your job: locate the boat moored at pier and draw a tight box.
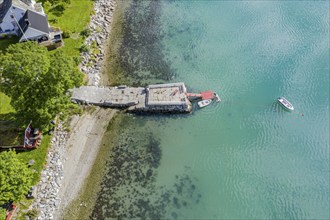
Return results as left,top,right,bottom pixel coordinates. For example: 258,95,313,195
198,99,212,108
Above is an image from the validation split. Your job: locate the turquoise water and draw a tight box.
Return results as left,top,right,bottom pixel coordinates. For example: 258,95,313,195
93,1,329,219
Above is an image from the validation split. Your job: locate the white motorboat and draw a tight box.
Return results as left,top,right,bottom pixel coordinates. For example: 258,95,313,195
277,97,294,111
198,99,212,108
214,93,221,102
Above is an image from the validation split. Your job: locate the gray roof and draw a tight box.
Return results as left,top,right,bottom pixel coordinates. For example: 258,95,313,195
0,0,11,22
0,0,33,23
17,9,49,39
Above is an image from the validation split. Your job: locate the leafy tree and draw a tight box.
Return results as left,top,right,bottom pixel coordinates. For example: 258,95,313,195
0,208,6,220
0,42,83,129
42,1,52,12
0,150,34,205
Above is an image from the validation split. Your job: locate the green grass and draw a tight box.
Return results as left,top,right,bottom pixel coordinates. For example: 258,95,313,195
0,93,14,115
48,0,94,57
16,135,51,184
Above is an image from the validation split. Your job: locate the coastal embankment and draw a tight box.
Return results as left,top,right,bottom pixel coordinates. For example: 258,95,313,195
30,0,117,219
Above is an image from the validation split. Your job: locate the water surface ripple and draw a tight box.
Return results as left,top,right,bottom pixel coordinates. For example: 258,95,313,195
94,1,329,219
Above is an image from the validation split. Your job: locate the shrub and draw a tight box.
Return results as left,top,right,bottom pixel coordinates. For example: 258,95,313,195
26,208,39,220
62,30,71,38
43,1,52,12
95,27,101,33
79,44,90,53
49,18,58,24
80,28,91,38
72,56,82,66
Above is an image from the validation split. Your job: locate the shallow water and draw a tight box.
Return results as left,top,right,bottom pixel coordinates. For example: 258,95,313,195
92,1,329,219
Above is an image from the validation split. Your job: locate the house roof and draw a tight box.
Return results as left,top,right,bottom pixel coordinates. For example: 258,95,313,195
0,0,12,23
17,9,49,39
0,0,33,23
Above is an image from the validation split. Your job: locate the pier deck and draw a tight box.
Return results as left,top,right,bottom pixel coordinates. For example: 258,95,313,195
70,82,192,113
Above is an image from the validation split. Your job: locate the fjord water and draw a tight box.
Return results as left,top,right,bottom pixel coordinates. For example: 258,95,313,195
93,1,329,219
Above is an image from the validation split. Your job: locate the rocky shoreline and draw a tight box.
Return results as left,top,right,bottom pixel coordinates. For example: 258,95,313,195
30,122,68,219
30,0,117,219
80,0,116,86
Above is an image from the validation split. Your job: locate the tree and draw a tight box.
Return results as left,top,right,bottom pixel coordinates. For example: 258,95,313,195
0,150,34,205
0,42,83,129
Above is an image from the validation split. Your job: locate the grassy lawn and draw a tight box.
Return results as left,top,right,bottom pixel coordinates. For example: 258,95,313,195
16,135,52,184
48,0,94,57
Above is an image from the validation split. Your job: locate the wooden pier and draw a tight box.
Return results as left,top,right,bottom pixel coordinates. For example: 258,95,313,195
70,82,193,113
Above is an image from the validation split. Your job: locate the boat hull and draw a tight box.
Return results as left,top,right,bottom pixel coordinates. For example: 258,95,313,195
277,97,294,111
198,99,212,108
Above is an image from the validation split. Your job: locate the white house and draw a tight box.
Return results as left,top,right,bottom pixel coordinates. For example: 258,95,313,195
17,9,50,42
0,0,61,46
0,0,44,35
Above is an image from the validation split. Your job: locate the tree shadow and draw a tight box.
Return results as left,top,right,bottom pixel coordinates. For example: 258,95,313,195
0,112,25,146
49,4,66,17
0,112,16,121
0,36,19,51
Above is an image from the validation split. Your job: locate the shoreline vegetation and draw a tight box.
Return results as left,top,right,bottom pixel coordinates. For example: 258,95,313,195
60,1,128,218
30,0,120,219
0,0,94,217
0,0,119,219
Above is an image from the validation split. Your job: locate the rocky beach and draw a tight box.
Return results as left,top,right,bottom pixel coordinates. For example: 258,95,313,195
80,0,116,86
30,0,117,219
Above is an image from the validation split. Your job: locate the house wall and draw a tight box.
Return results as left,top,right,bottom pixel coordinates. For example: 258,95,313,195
19,27,48,42
0,6,26,33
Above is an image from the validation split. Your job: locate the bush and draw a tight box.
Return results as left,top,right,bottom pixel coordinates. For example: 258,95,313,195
26,208,39,220
49,18,58,24
62,30,71,38
43,1,52,12
0,208,6,220
80,28,91,38
0,150,34,204
72,56,82,66
79,44,90,53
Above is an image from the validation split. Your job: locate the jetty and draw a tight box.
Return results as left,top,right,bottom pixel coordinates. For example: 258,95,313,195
70,82,194,113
